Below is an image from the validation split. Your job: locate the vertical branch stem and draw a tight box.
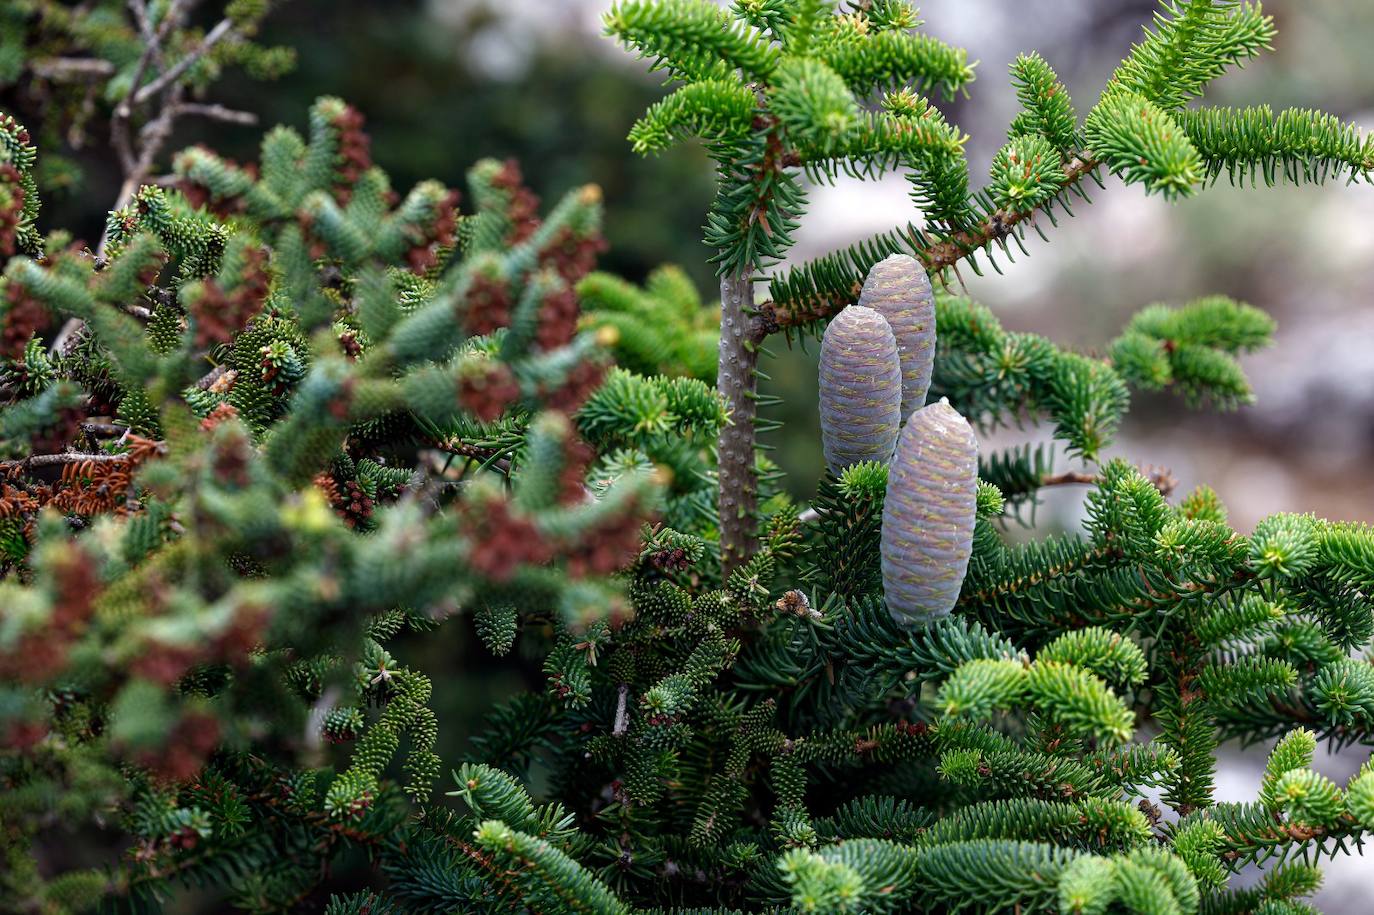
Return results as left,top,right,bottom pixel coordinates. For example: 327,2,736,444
717,270,759,578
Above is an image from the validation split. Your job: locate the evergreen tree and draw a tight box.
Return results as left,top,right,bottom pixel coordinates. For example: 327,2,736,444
2,2,1374,913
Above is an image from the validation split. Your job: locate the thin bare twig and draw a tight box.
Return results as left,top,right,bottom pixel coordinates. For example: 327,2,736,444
1039,470,1099,488
131,18,235,107
30,58,116,81
2,451,135,471
439,440,513,475
101,0,218,260
173,102,258,126
128,0,157,40
613,685,630,737
99,84,182,261
82,421,131,437
1041,465,1177,498
49,317,87,357
111,0,170,176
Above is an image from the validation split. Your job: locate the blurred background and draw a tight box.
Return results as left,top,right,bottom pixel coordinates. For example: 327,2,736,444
11,0,1374,906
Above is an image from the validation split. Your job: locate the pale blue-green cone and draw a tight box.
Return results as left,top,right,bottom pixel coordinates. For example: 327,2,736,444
858,253,936,423
881,398,978,627
819,305,903,475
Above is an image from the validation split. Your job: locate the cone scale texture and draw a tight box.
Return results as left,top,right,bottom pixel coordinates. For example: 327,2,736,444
819,305,903,474
881,399,979,627
858,253,936,423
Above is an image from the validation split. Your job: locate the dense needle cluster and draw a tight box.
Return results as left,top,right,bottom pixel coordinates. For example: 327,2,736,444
3,2,1374,913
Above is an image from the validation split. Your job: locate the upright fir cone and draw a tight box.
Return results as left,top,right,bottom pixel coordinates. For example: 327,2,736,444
818,305,902,474
881,398,978,627
858,253,937,423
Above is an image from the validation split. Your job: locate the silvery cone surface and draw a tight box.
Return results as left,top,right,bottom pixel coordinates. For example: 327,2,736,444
819,305,903,475
858,253,936,423
882,398,979,627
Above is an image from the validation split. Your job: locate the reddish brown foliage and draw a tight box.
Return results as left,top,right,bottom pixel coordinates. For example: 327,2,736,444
138,711,221,783
463,274,514,337
331,105,373,204
190,244,270,348
491,160,542,244
0,544,101,684
338,329,362,359
316,471,374,528
457,362,520,422
326,376,356,421
564,505,648,579
467,498,553,581
1,719,49,751
405,189,461,275
0,435,166,535
540,226,608,286
0,480,38,519
30,404,87,456
209,427,253,488
557,435,595,505
133,643,203,685
535,286,580,351
543,359,605,414
1,281,46,359
177,146,258,217
0,163,25,257
199,402,240,431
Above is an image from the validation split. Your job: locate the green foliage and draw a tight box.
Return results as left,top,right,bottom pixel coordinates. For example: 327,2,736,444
607,0,976,275
0,111,41,258
990,132,1065,212
708,0,1371,329
578,266,720,381
1111,295,1276,407
1180,105,1374,186
1107,1,1275,112
1085,89,1202,198
4,2,1374,913
1009,52,1079,154
0,94,659,907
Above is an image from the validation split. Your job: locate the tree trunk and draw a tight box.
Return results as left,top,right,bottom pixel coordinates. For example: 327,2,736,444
717,270,759,578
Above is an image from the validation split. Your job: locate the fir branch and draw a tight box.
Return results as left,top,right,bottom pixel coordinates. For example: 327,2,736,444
817,29,975,99
1178,105,1374,186
604,0,779,82
628,81,759,155
1085,90,1202,198
756,155,1103,336
1108,0,1274,111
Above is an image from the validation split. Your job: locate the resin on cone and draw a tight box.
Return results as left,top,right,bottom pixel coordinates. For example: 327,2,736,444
881,398,978,627
819,305,903,474
858,253,936,423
